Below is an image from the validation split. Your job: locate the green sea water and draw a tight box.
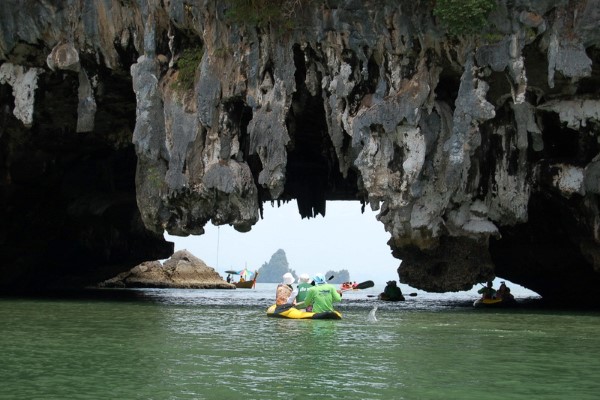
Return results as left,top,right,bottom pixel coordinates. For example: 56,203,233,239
1,285,599,400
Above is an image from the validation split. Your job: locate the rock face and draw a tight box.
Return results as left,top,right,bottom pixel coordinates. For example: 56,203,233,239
1,1,600,305
99,250,233,289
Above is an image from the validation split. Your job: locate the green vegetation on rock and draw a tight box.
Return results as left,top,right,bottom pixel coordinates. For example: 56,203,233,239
433,0,496,36
224,0,309,30
172,47,203,92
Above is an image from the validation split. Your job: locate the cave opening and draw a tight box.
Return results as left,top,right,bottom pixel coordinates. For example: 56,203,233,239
483,70,513,108
577,46,600,96
537,110,597,166
0,58,171,291
165,200,398,284
112,28,140,71
224,97,253,154
490,192,598,302
434,68,460,107
165,199,539,299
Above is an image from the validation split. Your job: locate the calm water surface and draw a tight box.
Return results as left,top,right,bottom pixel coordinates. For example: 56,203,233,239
1,284,599,399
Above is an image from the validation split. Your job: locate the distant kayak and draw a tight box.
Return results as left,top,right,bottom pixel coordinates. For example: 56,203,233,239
340,280,375,291
266,304,342,319
473,298,517,308
340,282,358,290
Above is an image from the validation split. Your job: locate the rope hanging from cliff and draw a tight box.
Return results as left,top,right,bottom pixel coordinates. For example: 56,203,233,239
216,226,220,270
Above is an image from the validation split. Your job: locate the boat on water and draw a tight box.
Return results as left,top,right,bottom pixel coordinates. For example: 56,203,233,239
340,280,375,292
376,280,405,301
234,280,256,289
473,297,518,308
474,281,518,307
225,268,258,289
266,304,342,320
340,282,358,291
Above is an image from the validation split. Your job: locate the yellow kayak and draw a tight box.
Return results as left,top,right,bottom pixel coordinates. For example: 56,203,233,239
473,298,517,308
266,304,342,319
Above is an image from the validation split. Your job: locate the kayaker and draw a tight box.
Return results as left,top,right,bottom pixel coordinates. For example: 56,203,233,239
286,273,312,307
496,281,515,301
275,273,295,308
295,273,342,313
378,280,405,301
478,281,496,299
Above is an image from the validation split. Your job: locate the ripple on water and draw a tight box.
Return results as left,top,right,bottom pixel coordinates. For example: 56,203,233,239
2,286,599,399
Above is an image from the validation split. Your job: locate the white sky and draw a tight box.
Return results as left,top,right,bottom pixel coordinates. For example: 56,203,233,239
165,200,540,296
164,200,399,283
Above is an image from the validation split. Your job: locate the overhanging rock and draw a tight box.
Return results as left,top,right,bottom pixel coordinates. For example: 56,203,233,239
1,1,600,305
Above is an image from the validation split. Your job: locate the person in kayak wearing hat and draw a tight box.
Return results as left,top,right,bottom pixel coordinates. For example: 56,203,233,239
378,280,405,301
478,280,497,300
275,272,295,311
286,273,312,309
294,273,342,314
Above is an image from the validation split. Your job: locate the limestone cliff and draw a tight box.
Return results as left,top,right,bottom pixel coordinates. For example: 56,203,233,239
1,0,600,304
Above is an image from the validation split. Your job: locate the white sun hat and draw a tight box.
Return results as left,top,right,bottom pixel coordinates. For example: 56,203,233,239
282,272,295,285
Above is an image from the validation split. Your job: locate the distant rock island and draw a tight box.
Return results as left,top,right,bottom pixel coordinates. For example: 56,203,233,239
99,250,233,289
256,249,351,283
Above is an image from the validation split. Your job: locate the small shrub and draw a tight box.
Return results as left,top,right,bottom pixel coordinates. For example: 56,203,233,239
224,0,307,30
433,0,497,36
172,47,203,92
214,47,233,58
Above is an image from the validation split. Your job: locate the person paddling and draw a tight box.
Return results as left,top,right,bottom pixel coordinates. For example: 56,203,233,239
496,281,515,302
478,281,497,300
295,273,342,313
286,273,312,309
378,280,405,301
275,273,295,311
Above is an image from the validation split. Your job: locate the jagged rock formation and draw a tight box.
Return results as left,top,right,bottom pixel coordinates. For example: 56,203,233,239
326,270,351,285
254,248,351,283
1,1,600,305
256,249,295,283
99,249,233,289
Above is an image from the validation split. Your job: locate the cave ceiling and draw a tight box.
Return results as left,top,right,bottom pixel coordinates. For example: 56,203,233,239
1,1,600,305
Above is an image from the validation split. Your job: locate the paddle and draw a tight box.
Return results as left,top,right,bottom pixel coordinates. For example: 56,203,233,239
367,292,417,297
